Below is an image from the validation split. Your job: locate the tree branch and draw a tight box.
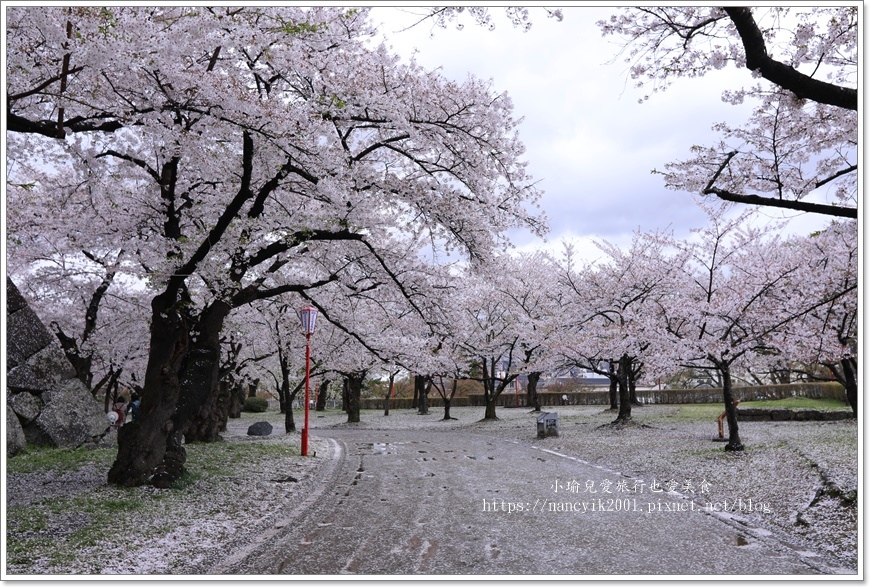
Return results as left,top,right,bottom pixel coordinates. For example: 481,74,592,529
703,186,857,218
724,7,857,111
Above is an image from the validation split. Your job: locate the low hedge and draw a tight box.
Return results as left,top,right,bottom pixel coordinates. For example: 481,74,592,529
243,397,269,413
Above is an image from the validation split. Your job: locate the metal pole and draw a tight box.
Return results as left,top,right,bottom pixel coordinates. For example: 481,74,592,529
302,332,311,456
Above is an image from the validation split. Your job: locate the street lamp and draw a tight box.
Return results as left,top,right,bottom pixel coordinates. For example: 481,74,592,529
299,306,318,456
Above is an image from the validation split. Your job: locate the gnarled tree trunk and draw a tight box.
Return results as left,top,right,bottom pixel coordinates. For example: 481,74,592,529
316,378,330,411
175,301,232,443
107,293,189,487
345,372,365,423
416,375,430,415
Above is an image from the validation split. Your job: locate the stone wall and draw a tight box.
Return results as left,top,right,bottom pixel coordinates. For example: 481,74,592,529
358,382,847,411
6,278,111,457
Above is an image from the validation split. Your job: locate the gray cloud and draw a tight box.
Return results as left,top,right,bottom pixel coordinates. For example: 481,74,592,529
372,7,831,261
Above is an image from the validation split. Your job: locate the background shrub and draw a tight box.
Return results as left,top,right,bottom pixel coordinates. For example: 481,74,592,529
243,397,269,413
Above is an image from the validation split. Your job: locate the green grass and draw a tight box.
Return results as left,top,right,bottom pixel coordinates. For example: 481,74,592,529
651,396,850,424
6,432,304,574
666,404,726,421
739,396,850,410
6,445,116,474
184,438,299,476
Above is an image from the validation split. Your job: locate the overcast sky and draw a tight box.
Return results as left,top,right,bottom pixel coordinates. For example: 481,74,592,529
369,6,834,264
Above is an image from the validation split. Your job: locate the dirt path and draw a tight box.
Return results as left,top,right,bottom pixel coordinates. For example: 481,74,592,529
210,428,849,576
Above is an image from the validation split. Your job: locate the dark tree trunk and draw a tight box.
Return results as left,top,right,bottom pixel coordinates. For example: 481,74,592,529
481,358,510,421
442,379,459,420
613,354,632,423
108,293,189,487
285,379,304,434
228,381,245,418
483,397,498,420
345,372,365,423
277,351,292,431
175,301,232,443
342,379,350,413
50,322,95,389
608,361,619,410
316,379,330,411
278,379,287,415
526,372,541,411
100,367,123,413
482,358,496,420
416,375,430,415
226,381,242,418
285,404,296,433
384,372,396,416
840,357,858,416
213,379,232,433
718,360,743,451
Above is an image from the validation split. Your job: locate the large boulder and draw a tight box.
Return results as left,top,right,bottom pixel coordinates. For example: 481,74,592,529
7,343,76,393
247,421,273,436
25,379,110,448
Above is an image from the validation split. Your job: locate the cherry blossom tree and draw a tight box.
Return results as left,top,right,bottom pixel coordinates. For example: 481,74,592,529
653,203,856,451
760,220,858,413
450,253,561,420
598,7,858,218
425,6,564,33
555,230,685,424
450,269,521,421
7,7,545,486
493,252,565,410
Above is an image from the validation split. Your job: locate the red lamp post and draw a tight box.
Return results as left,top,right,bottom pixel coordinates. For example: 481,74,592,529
299,306,318,456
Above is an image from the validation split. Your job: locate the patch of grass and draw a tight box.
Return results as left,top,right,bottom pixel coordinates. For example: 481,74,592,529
185,439,299,476
6,446,116,474
169,469,203,490
651,397,849,424
666,404,726,422
739,396,850,410
6,506,50,533
70,493,145,515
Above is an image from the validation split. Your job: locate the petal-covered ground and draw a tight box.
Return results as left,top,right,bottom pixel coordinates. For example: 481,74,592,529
4,404,858,576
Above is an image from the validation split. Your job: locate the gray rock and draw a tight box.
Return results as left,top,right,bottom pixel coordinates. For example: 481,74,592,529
6,277,110,451
27,379,109,448
6,407,27,457
6,305,55,370
92,427,118,448
7,344,76,393
6,276,28,314
9,391,41,424
247,421,273,436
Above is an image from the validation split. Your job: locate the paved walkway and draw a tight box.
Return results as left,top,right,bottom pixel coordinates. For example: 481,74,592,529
211,428,847,576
